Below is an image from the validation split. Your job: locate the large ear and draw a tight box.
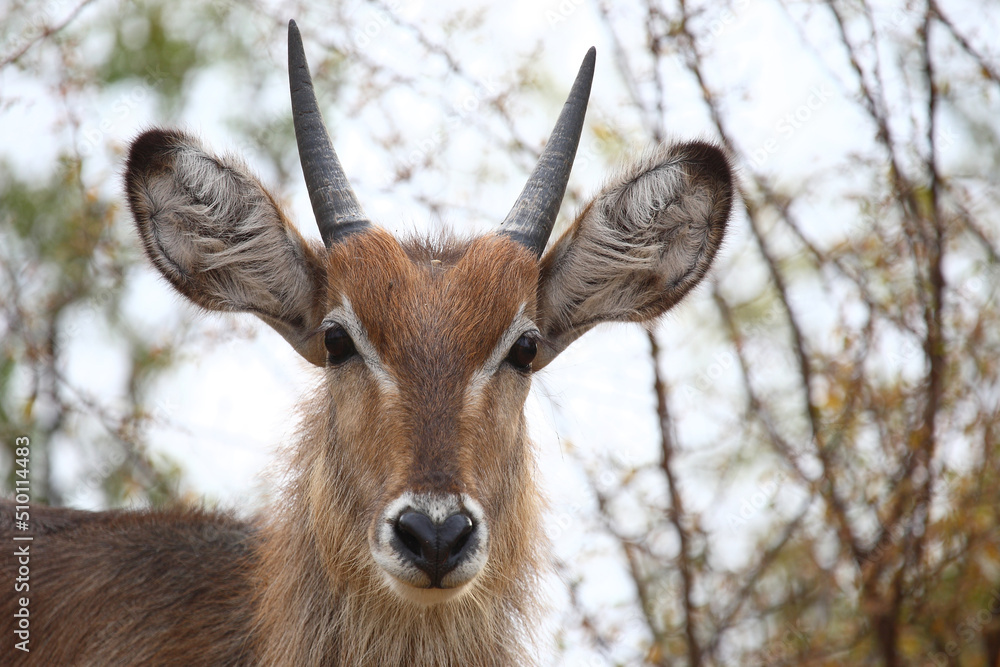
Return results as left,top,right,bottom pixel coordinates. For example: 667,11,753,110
124,129,328,366
534,141,734,369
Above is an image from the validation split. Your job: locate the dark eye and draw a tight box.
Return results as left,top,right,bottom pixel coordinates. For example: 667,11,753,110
505,334,537,371
324,325,357,366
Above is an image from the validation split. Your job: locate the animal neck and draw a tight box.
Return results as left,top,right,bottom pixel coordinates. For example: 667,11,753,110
252,400,547,666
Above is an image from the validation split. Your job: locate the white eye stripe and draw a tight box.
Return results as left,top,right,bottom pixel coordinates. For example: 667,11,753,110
466,303,537,399
323,297,398,392
324,299,533,398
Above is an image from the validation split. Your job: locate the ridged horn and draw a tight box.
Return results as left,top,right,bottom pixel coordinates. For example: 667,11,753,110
498,47,595,257
288,20,369,246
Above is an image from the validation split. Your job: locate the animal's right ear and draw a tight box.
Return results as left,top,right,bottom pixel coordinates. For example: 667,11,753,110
124,129,329,366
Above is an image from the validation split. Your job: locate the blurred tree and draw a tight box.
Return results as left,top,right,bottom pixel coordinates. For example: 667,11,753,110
584,0,1000,665
1,0,997,665
0,0,277,507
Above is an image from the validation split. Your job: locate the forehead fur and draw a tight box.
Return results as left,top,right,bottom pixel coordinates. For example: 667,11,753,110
324,228,539,373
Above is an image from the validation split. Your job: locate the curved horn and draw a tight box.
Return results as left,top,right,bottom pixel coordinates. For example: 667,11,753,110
498,48,595,257
288,20,369,246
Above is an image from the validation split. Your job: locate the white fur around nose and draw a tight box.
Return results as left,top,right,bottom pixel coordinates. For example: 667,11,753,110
371,492,489,603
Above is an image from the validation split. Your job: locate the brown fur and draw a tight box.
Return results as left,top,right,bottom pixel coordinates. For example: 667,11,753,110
0,127,733,665
0,500,256,665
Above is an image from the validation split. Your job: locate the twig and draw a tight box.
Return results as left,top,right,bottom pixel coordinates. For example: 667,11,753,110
0,0,98,69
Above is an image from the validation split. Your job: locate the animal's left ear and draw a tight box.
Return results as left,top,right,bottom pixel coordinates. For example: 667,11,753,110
534,141,734,370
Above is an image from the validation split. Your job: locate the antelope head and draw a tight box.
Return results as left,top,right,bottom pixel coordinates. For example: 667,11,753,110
123,21,733,610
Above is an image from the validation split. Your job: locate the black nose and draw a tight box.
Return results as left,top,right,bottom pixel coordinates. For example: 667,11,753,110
394,511,475,586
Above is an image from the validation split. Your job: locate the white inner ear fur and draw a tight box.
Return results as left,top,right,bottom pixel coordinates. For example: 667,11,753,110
142,138,317,319
129,132,325,363
536,142,732,366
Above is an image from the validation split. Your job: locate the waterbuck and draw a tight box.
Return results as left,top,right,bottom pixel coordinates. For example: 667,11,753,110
1,20,733,666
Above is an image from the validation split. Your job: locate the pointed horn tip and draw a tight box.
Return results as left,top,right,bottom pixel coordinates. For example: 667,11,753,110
288,20,309,81
496,47,597,258
288,20,303,50
577,47,596,85
288,20,303,52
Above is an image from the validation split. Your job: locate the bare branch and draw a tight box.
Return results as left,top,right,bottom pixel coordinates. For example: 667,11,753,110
0,0,98,69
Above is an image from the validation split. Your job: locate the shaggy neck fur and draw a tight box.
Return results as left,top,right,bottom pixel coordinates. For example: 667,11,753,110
252,393,546,666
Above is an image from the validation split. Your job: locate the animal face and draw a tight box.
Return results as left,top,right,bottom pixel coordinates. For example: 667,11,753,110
123,21,733,607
